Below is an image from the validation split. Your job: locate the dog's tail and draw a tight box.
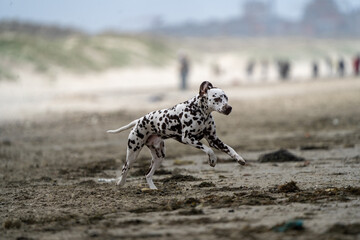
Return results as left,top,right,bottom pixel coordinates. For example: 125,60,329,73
107,120,138,134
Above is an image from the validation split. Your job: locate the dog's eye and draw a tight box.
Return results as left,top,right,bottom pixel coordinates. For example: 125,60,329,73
214,97,222,103
221,94,228,101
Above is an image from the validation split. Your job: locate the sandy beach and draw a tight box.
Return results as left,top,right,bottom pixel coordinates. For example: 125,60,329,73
1,70,360,239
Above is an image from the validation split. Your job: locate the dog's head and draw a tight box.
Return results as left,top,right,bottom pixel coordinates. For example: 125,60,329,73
199,81,232,115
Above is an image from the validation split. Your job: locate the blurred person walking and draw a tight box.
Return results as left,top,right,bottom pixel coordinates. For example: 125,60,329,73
245,59,255,79
277,60,291,80
312,61,319,78
337,58,345,77
178,53,190,90
353,54,360,76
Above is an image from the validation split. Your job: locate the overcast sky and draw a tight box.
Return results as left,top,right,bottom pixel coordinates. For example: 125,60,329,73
0,0,359,33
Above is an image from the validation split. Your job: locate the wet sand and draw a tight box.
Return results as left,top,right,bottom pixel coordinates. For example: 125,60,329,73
1,78,360,240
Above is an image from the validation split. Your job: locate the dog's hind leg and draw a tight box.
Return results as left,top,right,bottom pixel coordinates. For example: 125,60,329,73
116,130,145,187
145,135,165,189
116,148,141,187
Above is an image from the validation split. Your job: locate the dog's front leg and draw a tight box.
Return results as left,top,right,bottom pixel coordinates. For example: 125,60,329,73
181,136,217,167
206,135,246,165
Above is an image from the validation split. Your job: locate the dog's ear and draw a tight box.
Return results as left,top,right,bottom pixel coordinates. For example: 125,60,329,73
199,81,213,96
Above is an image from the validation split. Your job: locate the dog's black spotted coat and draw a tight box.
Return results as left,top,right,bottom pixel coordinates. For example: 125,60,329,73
109,81,245,189
126,91,228,153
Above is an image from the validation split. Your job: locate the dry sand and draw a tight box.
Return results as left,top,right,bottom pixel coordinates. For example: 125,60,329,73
1,75,360,240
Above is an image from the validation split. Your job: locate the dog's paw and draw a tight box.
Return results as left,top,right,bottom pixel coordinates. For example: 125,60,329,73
236,156,246,165
116,177,125,186
208,154,217,167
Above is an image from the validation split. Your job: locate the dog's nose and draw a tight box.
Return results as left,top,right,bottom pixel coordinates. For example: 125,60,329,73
224,105,232,115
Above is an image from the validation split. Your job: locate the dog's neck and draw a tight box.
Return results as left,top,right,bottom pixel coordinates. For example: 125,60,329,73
195,94,212,117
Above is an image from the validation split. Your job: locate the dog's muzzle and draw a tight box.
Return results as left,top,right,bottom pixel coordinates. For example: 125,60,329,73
223,105,232,115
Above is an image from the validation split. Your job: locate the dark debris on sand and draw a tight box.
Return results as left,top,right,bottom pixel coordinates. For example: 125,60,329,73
77,158,117,176
196,182,216,188
287,186,360,203
277,181,301,193
258,149,304,163
300,144,329,150
326,223,360,235
161,174,201,183
178,208,204,215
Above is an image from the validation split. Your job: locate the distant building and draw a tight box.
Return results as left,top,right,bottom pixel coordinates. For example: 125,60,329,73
242,1,272,35
149,0,360,37
302,0,345,36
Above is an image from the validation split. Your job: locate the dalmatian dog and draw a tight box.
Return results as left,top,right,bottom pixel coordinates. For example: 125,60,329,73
107,81,245,189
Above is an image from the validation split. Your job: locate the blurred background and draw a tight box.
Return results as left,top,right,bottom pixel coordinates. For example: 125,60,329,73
0,0,359,121
2,2,360,238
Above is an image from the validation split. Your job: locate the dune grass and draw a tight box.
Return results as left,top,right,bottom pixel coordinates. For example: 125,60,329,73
0,32,359,81
0,33,174,80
